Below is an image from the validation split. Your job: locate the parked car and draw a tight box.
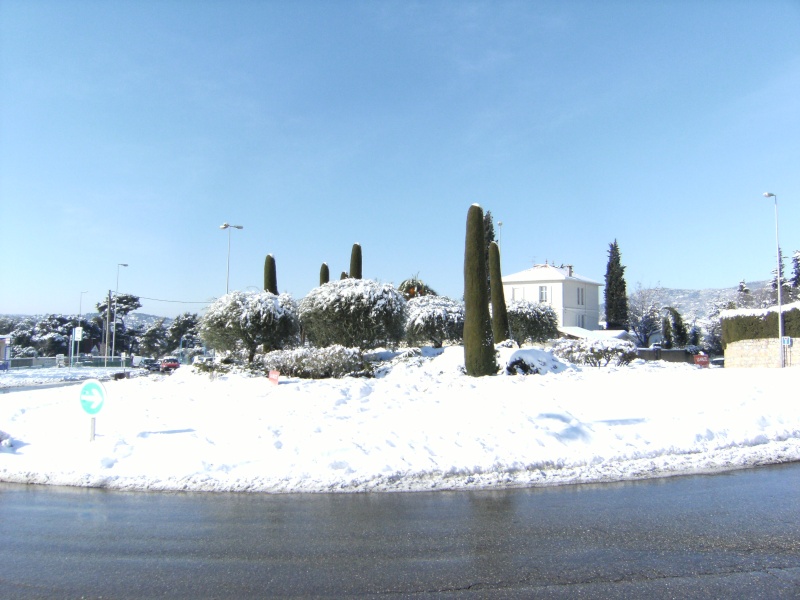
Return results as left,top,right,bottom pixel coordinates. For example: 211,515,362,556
192,356,213,366
139,358,160,372
160,357,180,372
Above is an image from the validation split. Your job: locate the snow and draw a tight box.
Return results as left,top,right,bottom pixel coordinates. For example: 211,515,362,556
1,347,798,493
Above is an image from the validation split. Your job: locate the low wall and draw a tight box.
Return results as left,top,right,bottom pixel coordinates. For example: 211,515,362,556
637,348,697,364
725,339,797,368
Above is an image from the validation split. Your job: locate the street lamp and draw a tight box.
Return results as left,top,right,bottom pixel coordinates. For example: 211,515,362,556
220,222,244,294
72,290,88,367
763,193,783,368
111,263,128,361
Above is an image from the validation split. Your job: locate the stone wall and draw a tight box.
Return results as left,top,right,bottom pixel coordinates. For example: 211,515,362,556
724,338,797,368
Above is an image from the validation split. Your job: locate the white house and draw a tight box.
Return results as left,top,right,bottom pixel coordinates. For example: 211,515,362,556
502,263,602,330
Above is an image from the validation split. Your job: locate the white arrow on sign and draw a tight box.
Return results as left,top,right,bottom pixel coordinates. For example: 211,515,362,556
81,388,104,410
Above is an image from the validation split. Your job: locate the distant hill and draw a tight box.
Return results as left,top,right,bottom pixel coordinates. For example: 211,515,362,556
595,281,771,325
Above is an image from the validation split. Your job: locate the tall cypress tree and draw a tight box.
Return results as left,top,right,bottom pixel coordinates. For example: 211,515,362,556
264,254,278,294
488,241,510,342
350,243,362,279
604,240,628,330
483,210,496,291
464,204,496,376
320,263,330,286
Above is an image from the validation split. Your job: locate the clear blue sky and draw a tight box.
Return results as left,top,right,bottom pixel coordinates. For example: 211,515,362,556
2,0,799,318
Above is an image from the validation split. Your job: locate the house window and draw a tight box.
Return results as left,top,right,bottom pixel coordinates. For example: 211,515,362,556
539,286,547,303
576,314,585,328
577,287,585,306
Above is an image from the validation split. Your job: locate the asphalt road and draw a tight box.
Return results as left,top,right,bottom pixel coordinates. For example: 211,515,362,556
1,463,799,598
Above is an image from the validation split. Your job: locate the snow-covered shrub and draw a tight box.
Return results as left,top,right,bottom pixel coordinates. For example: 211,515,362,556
199,291,300,363
503,348,569,375
299,279,406,349
263,345,366,379
506,300,559,344
404,296,464,348
552,338,638,367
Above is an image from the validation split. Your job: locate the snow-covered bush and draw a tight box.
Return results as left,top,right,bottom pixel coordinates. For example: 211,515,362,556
199,291,300,363
404,296,464,348
299,279,407,349
506,300,559,344
552,338,638,367
502,348,569,375
263,345,366,379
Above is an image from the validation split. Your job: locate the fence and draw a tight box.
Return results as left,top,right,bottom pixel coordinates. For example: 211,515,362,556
0,356,133,370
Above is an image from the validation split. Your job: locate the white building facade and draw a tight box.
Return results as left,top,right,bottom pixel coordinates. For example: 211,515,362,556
502,263,602,330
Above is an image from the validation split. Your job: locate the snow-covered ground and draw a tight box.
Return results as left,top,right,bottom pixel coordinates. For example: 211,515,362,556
1,346,798,493
0,365,146,389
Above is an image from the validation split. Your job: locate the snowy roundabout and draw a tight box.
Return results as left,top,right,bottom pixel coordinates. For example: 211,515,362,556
1,346,798,493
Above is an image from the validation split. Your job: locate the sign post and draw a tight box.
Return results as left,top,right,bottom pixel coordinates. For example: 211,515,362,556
79,379,106,441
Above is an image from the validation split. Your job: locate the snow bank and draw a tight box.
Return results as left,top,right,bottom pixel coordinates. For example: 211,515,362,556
1,347,798,493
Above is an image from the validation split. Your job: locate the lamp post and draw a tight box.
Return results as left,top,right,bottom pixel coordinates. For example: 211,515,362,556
220,223,244,294
72,290,88,367
763,193,784,368
111,263,128,361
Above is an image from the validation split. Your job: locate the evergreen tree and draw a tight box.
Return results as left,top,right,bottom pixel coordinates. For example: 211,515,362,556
349,243,362,279
736,279,752,308
665,307,688,348
138,319,169,358
463,204,496,376
661,315,673,349
768,246,796,305
167,312,200,352
483,210,496,290
264,254,278,294
200,291,300,363
320,263,330,286
604,240,628,330
790,250,800,301
488,241,510,342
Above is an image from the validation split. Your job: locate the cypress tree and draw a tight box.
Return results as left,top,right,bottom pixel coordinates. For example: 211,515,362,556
264,254,278,294
350,243,362,279
320,263,330,286
604,240,628,330
483,210,496,290
463,204,496,376
488,241,510,342
661,315,673,349
340,271,348,280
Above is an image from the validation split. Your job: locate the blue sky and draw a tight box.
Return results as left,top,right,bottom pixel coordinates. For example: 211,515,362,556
2,0,799,318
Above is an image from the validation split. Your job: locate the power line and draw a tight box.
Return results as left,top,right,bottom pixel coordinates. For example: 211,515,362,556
136,296,211,305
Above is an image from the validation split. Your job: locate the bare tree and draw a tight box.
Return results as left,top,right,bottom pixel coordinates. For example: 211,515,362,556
627,284,667,347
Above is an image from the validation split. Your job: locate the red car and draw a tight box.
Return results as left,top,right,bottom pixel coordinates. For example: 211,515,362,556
159,357,180,372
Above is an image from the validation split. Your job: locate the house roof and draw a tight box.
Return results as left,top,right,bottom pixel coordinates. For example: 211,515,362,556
502,264,601,286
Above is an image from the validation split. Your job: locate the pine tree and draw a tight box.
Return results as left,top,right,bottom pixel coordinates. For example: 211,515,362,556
264,254,278,294
488,241,510,342
350,243,362,279
791,250,800,301
463,204,496,376
320,263,330,286
771,247,788,293
604,240,628,330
